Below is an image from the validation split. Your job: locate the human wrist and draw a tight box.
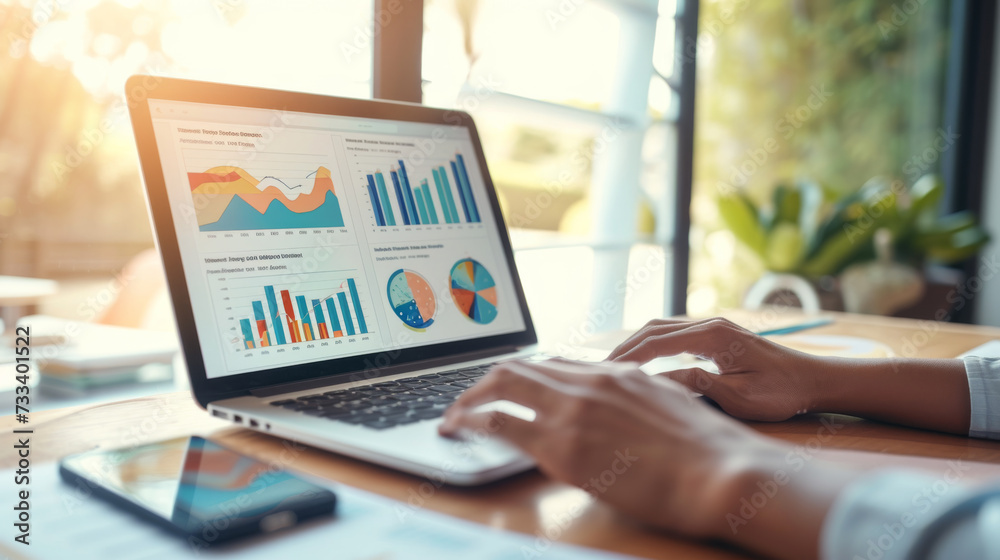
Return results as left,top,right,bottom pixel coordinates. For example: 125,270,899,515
700,438,791,541
805,355,869,414
707,439,862,560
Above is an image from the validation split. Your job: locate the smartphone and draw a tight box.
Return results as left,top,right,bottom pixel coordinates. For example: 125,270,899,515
59,436,336,546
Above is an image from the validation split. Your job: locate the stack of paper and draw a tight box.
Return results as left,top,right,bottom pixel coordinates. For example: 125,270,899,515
16,315,178,392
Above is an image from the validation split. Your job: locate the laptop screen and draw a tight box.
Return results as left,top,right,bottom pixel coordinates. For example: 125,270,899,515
147,99,527,380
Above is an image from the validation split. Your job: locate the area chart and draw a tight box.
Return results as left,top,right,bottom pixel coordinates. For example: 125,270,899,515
190,165,346,231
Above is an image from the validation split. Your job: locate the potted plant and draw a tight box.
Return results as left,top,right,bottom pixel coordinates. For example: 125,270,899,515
718,174,989,316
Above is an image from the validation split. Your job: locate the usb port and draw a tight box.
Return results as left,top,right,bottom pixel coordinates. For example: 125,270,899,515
212,409,228,419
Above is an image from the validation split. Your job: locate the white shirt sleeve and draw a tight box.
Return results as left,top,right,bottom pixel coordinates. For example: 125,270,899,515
821,470,1000,560
821,357,1000,558
965,356,1000,439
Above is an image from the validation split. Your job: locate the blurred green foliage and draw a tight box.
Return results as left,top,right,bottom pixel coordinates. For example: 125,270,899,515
689,0,955,312
717,174,989,278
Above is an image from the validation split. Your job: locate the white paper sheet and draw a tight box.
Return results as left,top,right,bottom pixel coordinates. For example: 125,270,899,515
1,464,638,560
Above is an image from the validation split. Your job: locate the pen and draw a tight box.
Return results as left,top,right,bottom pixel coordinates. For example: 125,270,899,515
755,318,833,337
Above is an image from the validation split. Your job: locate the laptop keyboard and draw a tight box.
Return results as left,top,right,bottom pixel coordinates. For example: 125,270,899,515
268,363,495,430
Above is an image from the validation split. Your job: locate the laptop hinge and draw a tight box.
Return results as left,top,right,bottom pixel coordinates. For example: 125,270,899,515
249,345,523,398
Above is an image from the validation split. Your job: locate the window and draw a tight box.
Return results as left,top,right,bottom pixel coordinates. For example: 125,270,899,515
689,0,965,316
421,0,687,344
0,0,373,281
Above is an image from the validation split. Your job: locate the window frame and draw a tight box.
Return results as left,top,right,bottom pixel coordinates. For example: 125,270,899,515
940,0,996,323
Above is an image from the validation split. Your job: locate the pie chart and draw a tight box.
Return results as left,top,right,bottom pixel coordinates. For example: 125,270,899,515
386,269,436,331
449,258,498,324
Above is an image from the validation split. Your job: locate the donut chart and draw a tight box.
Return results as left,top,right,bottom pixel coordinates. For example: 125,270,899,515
387,269,436,331
449,258,498,324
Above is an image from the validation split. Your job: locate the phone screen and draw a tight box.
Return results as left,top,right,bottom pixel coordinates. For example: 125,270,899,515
60,436,335,542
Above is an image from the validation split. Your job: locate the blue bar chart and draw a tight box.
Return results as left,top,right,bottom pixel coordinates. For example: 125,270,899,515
234,274,371,350
362,156,481,228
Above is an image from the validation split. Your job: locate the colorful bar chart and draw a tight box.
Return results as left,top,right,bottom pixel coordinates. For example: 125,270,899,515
347,278,369,334
280,289,300,343
433,166,460,224
239,319,256,349
366,175,386,227
239,279,370,349
374,172,396,226
364,156,481,227
390,170,412,225
454,154,480,222
337,292,356,336
324,298,344,337
251,301,271,347
398,161,421,225
264,285,286,345
296,296,315,341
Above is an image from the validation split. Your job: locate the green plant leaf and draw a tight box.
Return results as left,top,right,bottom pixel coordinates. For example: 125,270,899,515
765,222,804,272
718,194,766,258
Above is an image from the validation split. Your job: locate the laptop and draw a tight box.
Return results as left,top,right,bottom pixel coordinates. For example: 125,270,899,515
126,76,540,485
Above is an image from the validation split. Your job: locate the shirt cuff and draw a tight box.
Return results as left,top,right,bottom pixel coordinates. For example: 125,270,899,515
964,356,1000,439
821,469,972,560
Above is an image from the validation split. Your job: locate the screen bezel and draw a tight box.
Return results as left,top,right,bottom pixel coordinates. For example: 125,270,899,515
126,76,537,408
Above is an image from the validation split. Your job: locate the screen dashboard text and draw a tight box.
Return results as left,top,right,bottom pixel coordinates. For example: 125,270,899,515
147,99,526,379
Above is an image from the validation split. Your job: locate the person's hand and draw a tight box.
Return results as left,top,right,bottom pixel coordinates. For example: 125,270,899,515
440,357,863,560
606,317,830,422
438,359,785,538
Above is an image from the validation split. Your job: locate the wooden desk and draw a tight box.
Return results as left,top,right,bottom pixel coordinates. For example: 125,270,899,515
4,312,1000,560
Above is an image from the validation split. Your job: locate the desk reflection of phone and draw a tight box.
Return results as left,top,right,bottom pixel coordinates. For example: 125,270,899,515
59,436,337,545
